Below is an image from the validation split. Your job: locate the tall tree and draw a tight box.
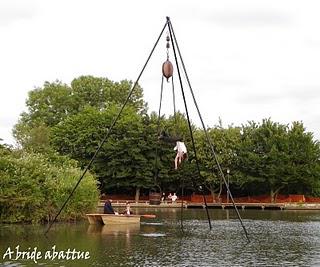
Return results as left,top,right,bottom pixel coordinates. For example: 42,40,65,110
237,119,320,201
13,76,146,151
195,124,242,199
50,105,155,197
286,121,320,196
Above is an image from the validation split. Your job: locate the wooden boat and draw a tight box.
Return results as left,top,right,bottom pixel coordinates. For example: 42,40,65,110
102,214,141,225
86,213,156,225
86,214,104,225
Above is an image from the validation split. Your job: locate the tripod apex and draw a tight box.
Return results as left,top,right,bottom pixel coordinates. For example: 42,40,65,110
166,16,170,21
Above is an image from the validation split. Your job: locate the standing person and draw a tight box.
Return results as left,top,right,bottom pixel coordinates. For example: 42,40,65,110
161,192,166,202
104,200,115,214
171,193,178,203
174,141,187,170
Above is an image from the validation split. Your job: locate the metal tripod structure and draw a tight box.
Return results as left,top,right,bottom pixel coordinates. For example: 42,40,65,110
45,17,250,243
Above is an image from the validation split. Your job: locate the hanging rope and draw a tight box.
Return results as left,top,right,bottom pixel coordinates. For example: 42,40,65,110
170,74,184,231
171,75,177,129
152,75,165,187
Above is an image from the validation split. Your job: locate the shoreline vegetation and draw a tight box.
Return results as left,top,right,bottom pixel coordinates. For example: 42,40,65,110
0,150,99,224
99,194,320,210
98,200,320,211
1,75,320,223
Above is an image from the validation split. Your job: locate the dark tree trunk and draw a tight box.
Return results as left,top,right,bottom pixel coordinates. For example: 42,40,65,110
135,187,140,203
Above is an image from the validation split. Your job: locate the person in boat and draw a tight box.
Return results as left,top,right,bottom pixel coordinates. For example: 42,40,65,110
158,131,187,169
104,199,115,214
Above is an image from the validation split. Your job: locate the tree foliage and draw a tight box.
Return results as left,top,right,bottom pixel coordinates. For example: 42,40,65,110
0,150,99,223
13,76,146,150
236,119,320,200
11,75,320,203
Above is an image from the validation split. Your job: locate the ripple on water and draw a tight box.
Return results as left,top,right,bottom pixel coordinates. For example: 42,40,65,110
140,222,163,226
2,261,26,267
141,233,166,237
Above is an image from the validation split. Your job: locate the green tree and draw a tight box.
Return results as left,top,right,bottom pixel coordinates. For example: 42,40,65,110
237,119,320,201
0,150,99,223
50,105,155,198
13,76,146,151
286,121,320,196
195,124,241,199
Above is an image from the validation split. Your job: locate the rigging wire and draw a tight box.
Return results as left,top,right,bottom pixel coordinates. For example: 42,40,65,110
153,75,165,185
170,74,184,232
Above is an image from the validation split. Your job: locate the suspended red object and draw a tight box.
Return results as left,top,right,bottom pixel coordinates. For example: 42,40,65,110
162,59,173,81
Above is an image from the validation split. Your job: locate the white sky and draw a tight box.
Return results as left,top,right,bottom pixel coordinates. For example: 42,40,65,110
1,0,320,145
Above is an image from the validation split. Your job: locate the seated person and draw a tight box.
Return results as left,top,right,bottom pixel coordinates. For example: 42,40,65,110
104,200,115,214
123,201,132,215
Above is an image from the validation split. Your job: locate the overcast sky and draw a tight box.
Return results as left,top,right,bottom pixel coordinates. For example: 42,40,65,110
1,0,320,145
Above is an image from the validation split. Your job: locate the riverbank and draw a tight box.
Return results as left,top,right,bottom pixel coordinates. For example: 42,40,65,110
98,201,320,210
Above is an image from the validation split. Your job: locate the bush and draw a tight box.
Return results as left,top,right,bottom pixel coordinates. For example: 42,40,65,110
0,151,99,223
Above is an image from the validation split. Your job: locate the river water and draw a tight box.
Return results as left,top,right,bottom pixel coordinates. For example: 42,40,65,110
1,208,320,267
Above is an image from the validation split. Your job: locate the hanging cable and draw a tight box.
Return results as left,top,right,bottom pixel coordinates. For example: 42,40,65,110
168,18,250,242
162,32,173,82
166,32,170,60
153,75,165,185
171,76,177,128
171,75,184,231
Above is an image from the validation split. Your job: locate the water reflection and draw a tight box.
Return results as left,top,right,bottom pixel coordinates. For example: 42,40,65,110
87,224,140,236
1,209,320,266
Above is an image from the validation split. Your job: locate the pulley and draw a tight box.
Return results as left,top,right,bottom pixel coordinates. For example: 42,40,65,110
162,33,173,81
162,59,173,81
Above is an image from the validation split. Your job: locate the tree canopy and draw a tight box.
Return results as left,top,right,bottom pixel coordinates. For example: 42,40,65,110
0,149,99,223
9,75,320,203
13,76,146,151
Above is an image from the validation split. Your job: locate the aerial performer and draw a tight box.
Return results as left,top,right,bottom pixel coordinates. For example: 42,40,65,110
159,131,187,169
174,141,187,169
